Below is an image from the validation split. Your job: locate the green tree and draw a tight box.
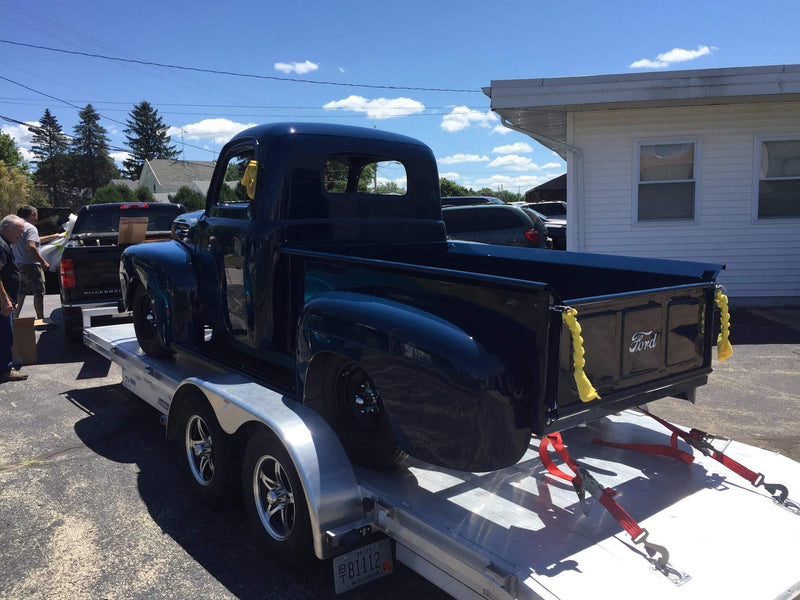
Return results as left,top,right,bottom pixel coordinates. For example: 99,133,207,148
0,132,28,173
31,109,70,205
71,104,118,194
170,185,205,211
439,177,473,197
90,183,137,204
123,101,179,179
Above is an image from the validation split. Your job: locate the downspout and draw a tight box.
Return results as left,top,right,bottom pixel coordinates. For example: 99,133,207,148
500,116,585,252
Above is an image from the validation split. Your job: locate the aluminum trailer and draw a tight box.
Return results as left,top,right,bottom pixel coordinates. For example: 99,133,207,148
85,323,800,600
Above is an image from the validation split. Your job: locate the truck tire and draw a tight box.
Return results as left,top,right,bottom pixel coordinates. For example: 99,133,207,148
132,286,171,358
62,307,83,344
242,429,313,567
179,398,239,506
324,359,407,469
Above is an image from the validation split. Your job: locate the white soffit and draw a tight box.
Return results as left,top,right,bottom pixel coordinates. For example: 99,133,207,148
486,64,800,146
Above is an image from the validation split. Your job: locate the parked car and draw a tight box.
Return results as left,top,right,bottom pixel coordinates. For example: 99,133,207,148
521,201,567,250
441,204,548,248
441,195,505,207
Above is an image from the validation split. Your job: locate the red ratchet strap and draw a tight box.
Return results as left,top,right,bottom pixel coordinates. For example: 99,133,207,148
538,433,671,570
597,408,798,513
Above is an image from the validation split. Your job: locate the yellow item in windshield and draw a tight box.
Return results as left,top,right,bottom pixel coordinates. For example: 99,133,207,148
241,160,258,200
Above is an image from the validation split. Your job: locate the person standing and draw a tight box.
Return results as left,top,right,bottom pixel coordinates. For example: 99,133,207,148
1,214,28,382
12,206,61,323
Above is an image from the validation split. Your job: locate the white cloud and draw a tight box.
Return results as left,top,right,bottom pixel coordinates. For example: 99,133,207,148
493,142,533,154
630,45,714,69
274,60,319,75
323,95,424,119
487,155,562,172
440,107,498,132
493,124,512,135
168,119,257,145
18,147,35,162
439,172,460,180
110,151,130,165
2,122,36,147
469,174,556,190
438,153,490,165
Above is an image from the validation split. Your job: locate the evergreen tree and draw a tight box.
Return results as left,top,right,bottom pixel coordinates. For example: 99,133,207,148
31,109,70,205
71,104,117,194
123,101,179,179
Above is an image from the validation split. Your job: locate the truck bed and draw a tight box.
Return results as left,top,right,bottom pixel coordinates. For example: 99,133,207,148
85,323,800,600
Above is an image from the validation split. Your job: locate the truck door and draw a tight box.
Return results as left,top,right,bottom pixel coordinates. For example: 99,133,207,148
199,145,256,347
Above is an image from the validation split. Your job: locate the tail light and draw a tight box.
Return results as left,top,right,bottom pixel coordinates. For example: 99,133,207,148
60,259,76,289
120,203,148,209
524,229,540,243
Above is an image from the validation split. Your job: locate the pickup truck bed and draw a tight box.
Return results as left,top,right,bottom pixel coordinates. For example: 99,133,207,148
85,323,800,600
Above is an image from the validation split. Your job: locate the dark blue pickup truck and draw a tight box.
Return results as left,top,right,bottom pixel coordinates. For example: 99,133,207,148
120,123,726,473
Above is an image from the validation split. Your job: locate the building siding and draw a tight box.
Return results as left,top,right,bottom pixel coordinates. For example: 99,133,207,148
571,102,800,300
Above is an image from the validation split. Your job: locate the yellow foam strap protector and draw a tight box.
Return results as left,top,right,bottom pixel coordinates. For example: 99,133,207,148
715,290,733,361
562,308,600,402
241,160,258,200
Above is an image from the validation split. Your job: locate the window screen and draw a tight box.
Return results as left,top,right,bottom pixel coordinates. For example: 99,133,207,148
758,140,800,218
637,142,696,220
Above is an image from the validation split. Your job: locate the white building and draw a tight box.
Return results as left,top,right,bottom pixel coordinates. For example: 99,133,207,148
486,65,800,304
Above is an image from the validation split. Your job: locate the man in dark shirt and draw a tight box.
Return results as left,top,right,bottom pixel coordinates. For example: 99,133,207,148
1,214,27,382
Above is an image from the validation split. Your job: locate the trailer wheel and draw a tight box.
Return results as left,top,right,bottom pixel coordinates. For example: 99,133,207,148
242,429,313,567
132,286,171,358
179,399,238,506
325,359,407,468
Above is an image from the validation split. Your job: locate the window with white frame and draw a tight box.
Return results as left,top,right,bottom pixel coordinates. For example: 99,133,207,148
636,141,696,221
757,139,800,218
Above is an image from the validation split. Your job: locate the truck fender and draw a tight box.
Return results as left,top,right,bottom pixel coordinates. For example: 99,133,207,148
120,240,199,347
168,376,364,561
297,291,532,471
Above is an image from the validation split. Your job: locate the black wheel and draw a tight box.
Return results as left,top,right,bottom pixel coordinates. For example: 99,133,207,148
242,429,313,567
179,399,239,506
323,359,407,468
62,307,83,344
132,286,171,357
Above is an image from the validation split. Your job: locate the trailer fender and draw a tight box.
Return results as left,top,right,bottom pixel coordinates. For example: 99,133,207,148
297,291,532,471
169,376,364,560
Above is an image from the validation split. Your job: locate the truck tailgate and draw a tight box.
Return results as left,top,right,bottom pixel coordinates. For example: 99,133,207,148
546,282,717,433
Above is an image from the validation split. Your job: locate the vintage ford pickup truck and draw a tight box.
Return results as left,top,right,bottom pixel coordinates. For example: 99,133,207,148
119,122,727,472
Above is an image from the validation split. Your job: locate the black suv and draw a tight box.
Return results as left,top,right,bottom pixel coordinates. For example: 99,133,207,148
442,204,549,248
441,196,505,208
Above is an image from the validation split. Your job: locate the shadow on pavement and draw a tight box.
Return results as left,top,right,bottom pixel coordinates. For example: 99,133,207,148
728,309,800,345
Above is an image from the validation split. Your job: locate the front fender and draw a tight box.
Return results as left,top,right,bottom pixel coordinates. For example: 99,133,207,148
120,240,199,346
297,291,532,471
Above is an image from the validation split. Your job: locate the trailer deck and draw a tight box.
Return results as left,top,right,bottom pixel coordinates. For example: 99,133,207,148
85,324,800,600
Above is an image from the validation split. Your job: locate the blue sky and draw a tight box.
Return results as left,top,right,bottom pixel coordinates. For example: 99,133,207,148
2,0,799,195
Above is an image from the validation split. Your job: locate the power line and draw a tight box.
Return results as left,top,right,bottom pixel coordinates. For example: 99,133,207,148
0,39,483,94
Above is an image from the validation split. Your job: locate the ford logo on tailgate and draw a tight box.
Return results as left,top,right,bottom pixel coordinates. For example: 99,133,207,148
629,330,659,353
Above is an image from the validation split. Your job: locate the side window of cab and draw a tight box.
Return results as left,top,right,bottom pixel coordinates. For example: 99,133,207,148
208,146,257,219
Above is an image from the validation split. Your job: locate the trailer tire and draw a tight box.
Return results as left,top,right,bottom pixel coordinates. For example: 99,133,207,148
242,429,313,567
132,286,171,358
324,358,407,469
179,399,239,506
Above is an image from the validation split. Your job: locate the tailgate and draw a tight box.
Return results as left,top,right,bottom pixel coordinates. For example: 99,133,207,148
545,282,717,433
62,245,124,303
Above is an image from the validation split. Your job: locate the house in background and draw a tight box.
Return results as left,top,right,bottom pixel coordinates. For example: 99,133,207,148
525,173,566,203
113,159,216,202
486,65,800,304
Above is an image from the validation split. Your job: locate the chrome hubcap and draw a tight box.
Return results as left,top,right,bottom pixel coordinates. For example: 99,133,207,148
185,415,214,486
253,455,295,541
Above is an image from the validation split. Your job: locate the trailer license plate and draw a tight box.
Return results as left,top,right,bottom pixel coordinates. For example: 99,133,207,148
333,538,393,593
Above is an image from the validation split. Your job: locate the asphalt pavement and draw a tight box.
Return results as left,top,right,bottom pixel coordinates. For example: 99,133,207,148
1,294,798,599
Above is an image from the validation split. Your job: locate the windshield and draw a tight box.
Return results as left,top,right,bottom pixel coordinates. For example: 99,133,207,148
73,205,186,234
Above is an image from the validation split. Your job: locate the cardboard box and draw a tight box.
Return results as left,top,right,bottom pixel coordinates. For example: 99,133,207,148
12,316,36,366
118,217,149,244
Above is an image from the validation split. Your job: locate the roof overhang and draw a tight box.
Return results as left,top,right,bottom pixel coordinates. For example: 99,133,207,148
485,64,800,157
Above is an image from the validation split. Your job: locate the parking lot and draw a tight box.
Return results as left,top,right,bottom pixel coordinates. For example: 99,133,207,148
1,294,798,599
